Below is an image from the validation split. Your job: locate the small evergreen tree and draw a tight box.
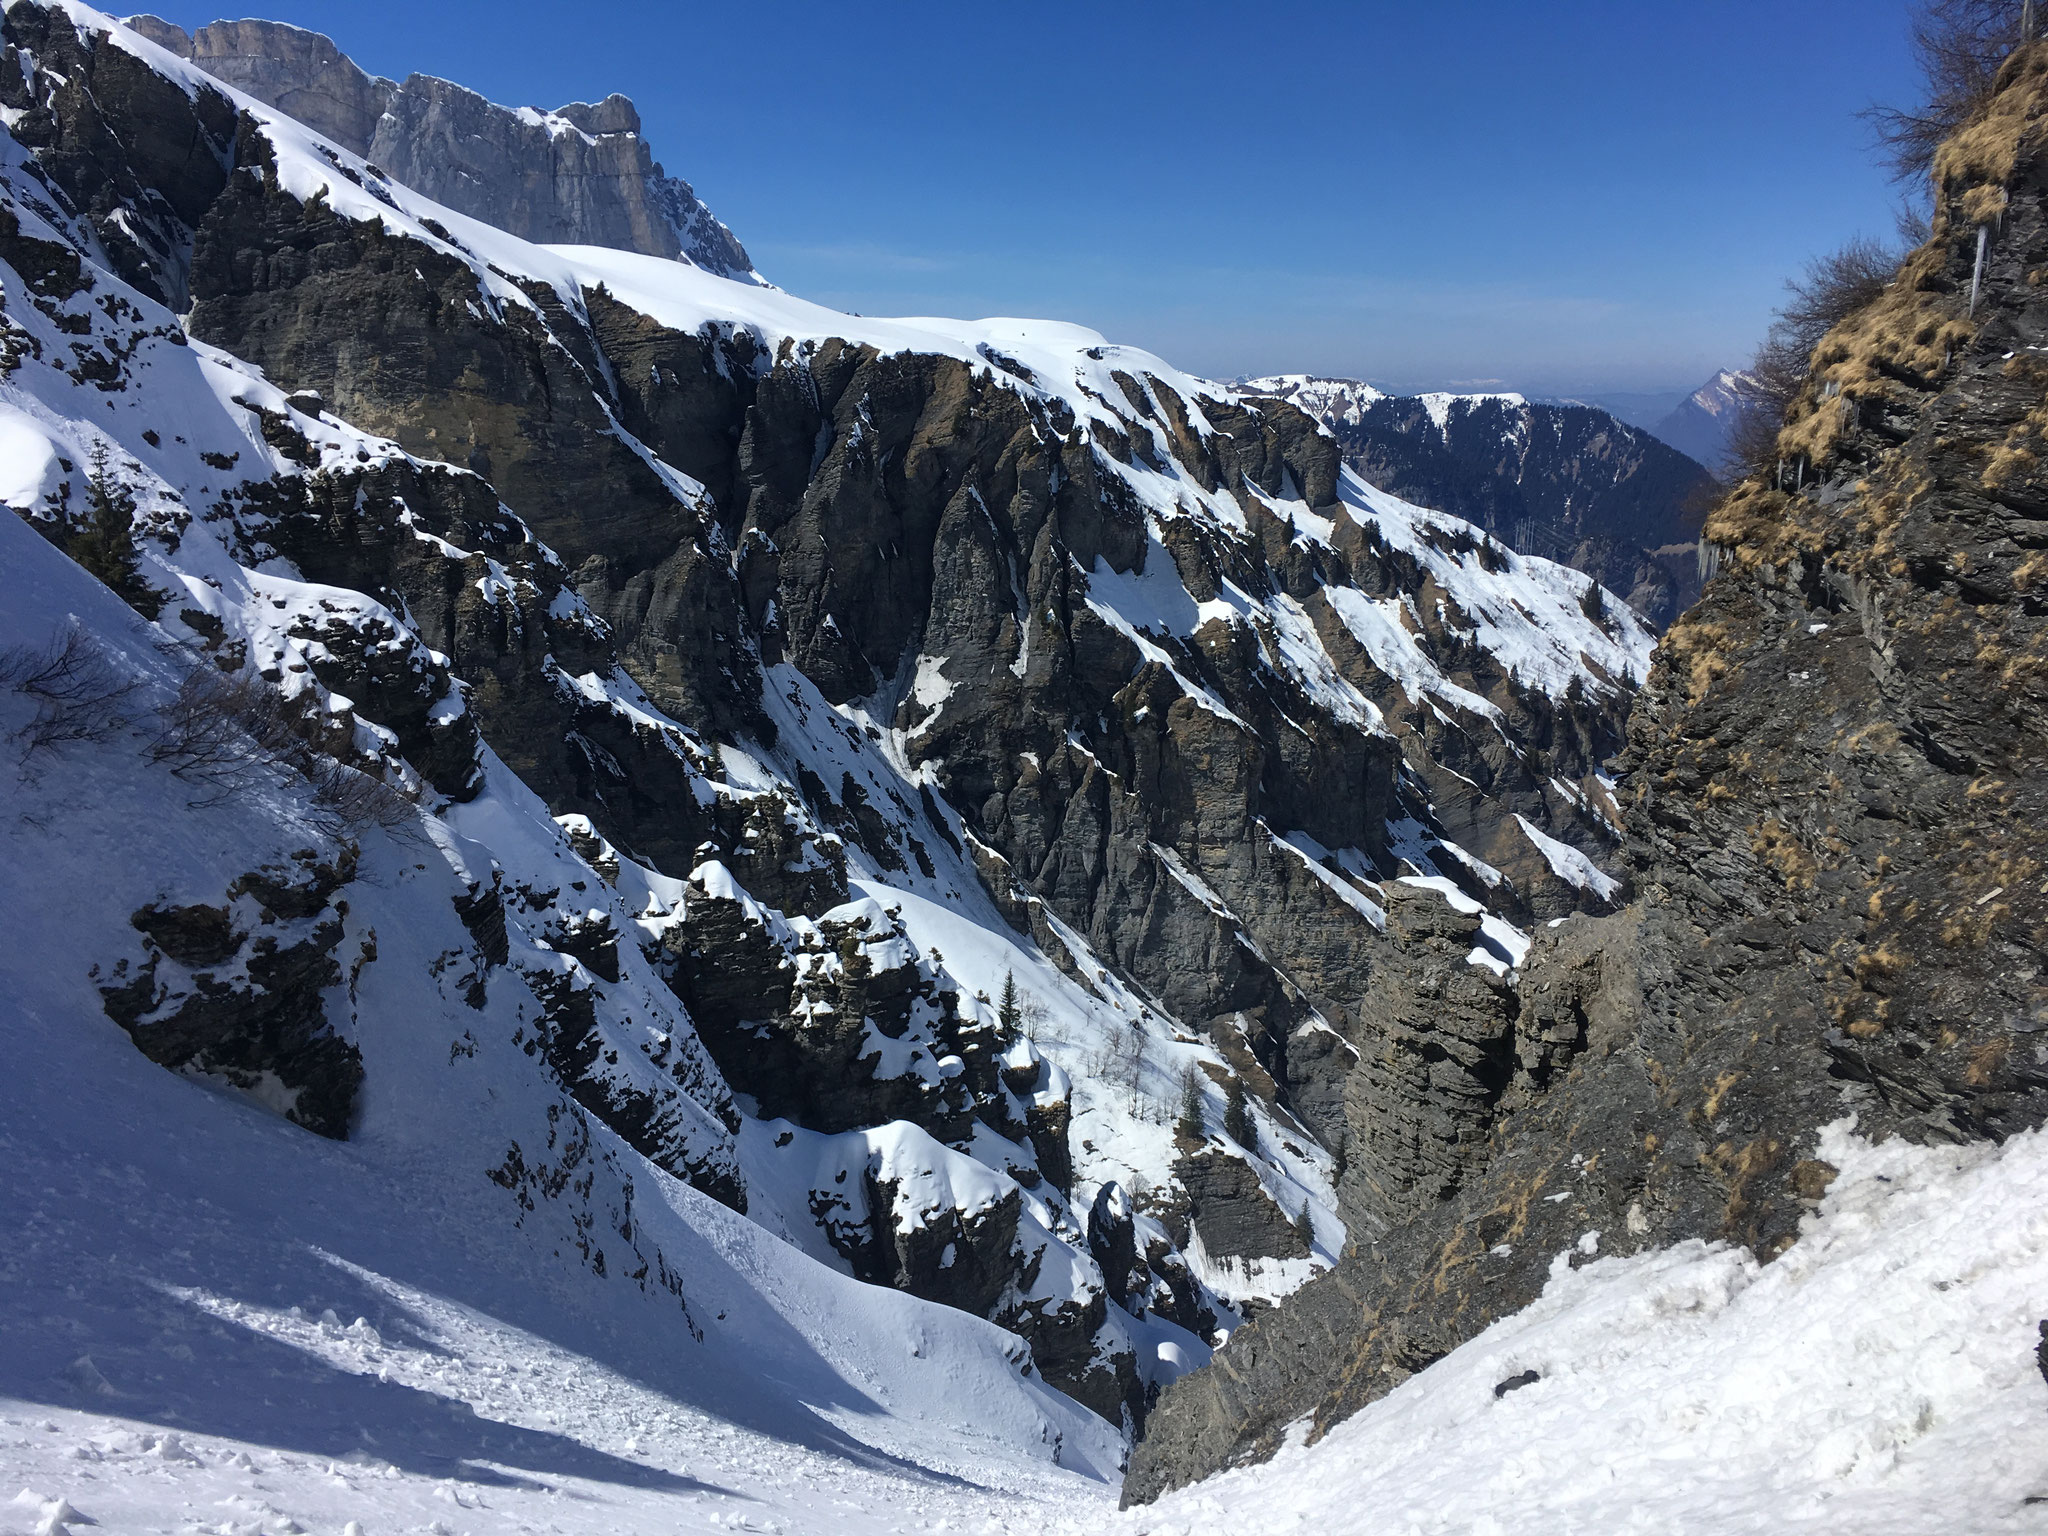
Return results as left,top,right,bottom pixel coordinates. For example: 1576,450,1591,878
1223,1074,1255,1151
999,970,1020,1041
1295,1198,1315,1250
1175,1063,1205,1142
1332,1129,1349,1184
68,443,159,617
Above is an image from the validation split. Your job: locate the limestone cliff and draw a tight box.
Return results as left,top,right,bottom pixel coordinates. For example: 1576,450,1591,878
125,15,760,279
1246,376,1715,628
3,2,1660,1437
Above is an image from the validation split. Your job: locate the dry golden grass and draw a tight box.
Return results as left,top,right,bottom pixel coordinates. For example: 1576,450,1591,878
1661,619,1735,705
1966,1036,2013,1087
1702,45,2048,573
1750,819,1818,891
1702,1070,1742,1122
1774,234,1976,474
1932,44,2048,200
1853,939,1908,984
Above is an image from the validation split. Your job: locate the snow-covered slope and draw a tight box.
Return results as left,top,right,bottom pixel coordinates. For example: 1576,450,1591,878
1653,367,1759,475
1129,1123,2048,1535
1243,374,1715,629
4,6,2046,1530
0,508,1125,1530
11,969,2042,1536
0,0,1365,1419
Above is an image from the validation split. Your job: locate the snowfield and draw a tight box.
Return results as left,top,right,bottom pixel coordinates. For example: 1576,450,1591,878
8,962,2046,1536
0,509,1123,1535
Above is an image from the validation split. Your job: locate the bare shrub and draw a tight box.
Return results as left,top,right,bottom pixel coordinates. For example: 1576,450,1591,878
149,666,308,799
0,620,138,765
150,664,420,836
1017,993,1052,1046
1864,1,2038,188
306,757,419,838
1729,237,1905,484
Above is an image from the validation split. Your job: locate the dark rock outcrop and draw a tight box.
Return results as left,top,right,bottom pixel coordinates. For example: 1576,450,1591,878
99,849,360,1138
2,3,1659,1433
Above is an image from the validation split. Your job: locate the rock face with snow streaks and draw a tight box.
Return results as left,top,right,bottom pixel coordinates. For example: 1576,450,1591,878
1125,44,2048,1504
1,3,1652,1439
1245,375,1714,628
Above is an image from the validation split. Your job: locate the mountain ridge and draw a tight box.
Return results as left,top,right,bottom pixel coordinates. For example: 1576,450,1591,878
0,6,2039,1528
124,13,762,281
1652,367,1757,474
1126,35,2048,1505
1242,374,1715,627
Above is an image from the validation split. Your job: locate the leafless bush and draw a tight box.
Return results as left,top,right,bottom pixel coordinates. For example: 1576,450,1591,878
1017,993,1052,1046
149,666,309,799
1083,1018,1149,1115
5,619,421,838
306,757,420,839
150,664,420,837
1728,236,1905,484
1,620,139,765
1864,1,2037,187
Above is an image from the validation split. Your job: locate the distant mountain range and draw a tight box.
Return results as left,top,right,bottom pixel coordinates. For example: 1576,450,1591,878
1534,386,1691,432
1241,376,1716,628
1647,368,1757,474
1538,372,1760,478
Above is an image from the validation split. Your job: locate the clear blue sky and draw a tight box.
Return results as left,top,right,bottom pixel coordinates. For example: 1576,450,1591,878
138,1,1923,396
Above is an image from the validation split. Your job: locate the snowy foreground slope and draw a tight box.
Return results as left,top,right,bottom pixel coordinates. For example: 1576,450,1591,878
1134,1125,2048,1535
0,509,1124,1530
9,830,2044,1536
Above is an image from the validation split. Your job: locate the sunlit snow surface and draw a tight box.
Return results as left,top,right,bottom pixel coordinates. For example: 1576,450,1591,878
1132,1123,2048,1536
0,511,1123,1533
9,984,2046,1536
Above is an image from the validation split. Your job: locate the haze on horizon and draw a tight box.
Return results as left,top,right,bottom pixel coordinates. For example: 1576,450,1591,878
136,0,1925,400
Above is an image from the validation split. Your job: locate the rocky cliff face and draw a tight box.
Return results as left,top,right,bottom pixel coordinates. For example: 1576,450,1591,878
1126,44,2048,1503
1245,376,1715,628
3,2,1656,1440
124,15,760,280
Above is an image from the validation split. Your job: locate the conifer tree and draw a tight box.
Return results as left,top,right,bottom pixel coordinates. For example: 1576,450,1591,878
1175,1064,1205,1142
69,443,159,617
999,970,1020,1041
1224,1074,1255,1151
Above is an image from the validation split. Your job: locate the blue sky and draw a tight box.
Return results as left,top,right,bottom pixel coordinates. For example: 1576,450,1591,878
139,1,1924,396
